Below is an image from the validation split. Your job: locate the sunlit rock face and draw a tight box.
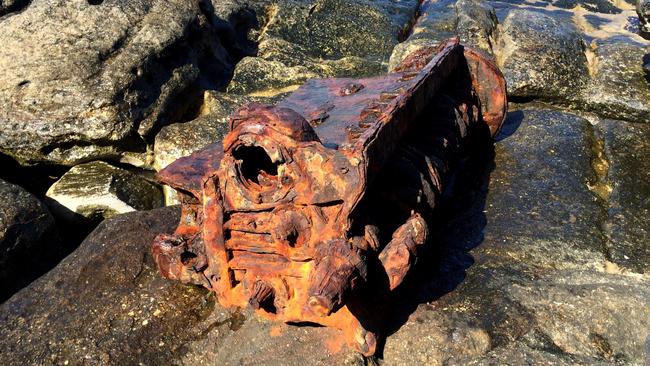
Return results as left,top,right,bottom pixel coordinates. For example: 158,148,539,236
46,161,163,225
0,0,234,166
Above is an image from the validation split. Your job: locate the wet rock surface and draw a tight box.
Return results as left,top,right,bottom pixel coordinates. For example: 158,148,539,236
0,179,62,302
496,10,589,101
224,0,419,95
598,120,650,273
582,40,650,123
639,0,650,36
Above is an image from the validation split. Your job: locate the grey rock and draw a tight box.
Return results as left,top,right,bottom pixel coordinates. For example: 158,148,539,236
225,0,419,95
581,41,650,123
0,0,233,166
495,9,589,101
0,179,62,301
227,56,321,95
46,161,163,225
0,206,359,365
637,0,650,36
455,0,499,53
598,120,650,272
388,0,498,71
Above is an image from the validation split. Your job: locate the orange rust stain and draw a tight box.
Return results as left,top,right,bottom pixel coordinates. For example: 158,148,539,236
269,325,284,337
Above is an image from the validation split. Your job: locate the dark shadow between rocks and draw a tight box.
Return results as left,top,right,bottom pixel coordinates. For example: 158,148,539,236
643,53,650,82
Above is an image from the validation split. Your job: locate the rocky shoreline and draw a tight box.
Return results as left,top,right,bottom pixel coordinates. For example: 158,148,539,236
1,0,648,364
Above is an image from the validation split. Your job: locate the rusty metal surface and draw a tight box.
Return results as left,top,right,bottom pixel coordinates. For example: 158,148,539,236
152,38,507,356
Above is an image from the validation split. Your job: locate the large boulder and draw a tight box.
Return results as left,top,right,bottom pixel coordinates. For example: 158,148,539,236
598,120,650,272
0,0,234,166
222,0,420,95
46,161,163,225
388,0,498,71
581,41,650,123
495,9,589,101
0,206,361,365
0,179,62,301
638,0,650,37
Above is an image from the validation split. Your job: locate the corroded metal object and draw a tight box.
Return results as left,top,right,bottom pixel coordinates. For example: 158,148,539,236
152,38,507,355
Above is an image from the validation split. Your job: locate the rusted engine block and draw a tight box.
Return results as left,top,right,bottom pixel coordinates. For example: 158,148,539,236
152,38,507,356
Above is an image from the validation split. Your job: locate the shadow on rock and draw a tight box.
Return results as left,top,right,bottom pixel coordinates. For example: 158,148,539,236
380,119,500,355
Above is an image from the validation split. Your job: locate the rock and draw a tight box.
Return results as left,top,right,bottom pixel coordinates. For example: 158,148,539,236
597,120,650,272
0,179,62,301
455,0,499,53
381,108,650,364
495,9,589,101
638,0,650,37
45,161,163,225
224,0,419,95
0,206,359,365
388,0,498,71
0,0,234,166
581,41,650,123
227,56,320,95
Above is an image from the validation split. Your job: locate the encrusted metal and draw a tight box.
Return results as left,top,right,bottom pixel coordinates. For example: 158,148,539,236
152,38,507,355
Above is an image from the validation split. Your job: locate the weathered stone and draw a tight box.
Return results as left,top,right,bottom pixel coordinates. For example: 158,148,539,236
581,41,650,123
0,179,62,301
382,108,650,364
0,206,359,365
495,10,589,101
388,0,498,71
638,0,650,37
0,0,234,165
598,120,650,272
227,56,320,95
225,0,419,95
455,0,499,53
46,161,163,225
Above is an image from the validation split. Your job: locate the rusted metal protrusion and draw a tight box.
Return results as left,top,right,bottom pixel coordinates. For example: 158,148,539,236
152,38,507,356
